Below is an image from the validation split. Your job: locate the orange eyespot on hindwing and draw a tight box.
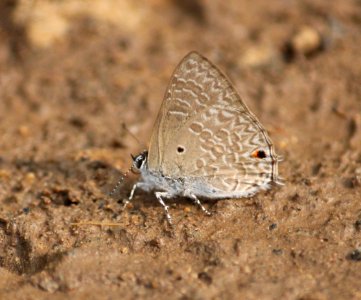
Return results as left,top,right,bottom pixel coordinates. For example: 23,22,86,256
251,150,267,159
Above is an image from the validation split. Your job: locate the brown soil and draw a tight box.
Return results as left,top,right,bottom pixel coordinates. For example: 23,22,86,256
0,0,361,299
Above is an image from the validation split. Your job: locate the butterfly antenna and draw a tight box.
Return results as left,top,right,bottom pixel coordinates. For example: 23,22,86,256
122,122,147,150
108,167,131,197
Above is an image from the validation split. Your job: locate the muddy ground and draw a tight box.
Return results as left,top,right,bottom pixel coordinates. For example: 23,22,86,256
0,0,360,299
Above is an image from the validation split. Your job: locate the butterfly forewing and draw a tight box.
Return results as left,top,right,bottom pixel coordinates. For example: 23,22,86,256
148,52,278,195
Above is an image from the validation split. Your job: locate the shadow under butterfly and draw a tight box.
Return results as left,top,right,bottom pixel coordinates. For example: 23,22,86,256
111,51,283,225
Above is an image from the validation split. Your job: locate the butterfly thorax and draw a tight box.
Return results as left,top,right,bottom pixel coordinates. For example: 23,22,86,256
132,151,186,197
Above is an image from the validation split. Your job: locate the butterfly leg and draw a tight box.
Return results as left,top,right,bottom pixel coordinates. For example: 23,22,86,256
122,182,137,210
155,191,173,225
187,193,211,216
124,182,149,209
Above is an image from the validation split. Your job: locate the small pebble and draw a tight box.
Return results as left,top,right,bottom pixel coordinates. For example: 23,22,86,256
272,249,283,255
283,26,323,61
198,272,212,285
25,172,36,184
291,26,323,56
184,206,191,213
347,249,361,261
38,275,60,293
269,223,277,230
241,265,251,274
120,247,129,254
0,169,10,179
42,197,52,205
240,45,278,68
18,125,30,137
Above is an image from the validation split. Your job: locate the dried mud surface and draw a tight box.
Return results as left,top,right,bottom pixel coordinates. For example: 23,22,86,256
0,0,361,299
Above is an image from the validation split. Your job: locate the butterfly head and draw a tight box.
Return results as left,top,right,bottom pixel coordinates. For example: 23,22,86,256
131,151,148,173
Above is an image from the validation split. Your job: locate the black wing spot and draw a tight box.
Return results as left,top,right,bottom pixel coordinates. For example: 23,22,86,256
177,146,185,154
257,150,267,158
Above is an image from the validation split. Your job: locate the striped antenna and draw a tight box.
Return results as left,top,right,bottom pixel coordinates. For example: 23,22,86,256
108,123,145,197
108,167,131,197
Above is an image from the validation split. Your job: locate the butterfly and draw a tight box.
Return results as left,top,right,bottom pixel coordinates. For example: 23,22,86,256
117,51,282,224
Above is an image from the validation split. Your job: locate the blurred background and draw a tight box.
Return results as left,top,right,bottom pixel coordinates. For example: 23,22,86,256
0,0,360,299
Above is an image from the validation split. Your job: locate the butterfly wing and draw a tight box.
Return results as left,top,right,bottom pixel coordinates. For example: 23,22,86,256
148,52,280,196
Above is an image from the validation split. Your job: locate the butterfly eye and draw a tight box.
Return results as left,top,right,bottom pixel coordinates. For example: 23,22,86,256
133,155,144,169
135,159,142,168
177,146,185,154
251,150,267,159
